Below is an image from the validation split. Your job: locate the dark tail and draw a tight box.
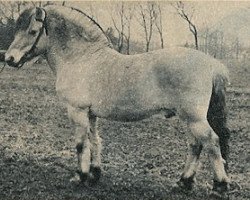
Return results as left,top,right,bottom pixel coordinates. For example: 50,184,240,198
207,75,230,171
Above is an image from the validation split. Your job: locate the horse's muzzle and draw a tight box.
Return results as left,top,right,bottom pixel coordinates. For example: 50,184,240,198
5,55,17,67
5,55,24,68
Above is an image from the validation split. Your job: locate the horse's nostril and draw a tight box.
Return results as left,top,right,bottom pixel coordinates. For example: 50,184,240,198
5,55,16,66
5,55,14,62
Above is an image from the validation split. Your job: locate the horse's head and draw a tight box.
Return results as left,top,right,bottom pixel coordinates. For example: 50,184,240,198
5,7,48,68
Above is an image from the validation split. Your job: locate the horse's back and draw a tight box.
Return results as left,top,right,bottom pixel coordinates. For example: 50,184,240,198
140,47,228,80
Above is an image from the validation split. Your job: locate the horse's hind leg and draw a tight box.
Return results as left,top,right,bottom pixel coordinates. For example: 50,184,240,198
177,138,202,191
88,114,102,184
67,105,91,183
189,120,230,190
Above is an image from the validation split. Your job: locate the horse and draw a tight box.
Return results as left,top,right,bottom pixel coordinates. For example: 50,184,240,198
5,6,231,196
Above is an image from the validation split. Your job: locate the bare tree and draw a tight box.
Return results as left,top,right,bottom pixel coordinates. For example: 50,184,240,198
153,3,164,49
0,2,11,23
110,2,125,53
123,5,134,54
136,2,156,52
16,1,29,15
0,1,54,25
173,1,198,50
110,2,134,54
0,1,29,22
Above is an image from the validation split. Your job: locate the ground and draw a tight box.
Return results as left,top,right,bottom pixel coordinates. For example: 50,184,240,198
0,59,249,200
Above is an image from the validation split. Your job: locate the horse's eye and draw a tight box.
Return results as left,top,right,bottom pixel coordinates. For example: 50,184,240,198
29,30,37,36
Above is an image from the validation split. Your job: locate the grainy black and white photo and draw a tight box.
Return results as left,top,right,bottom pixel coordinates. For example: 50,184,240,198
0,1,249,199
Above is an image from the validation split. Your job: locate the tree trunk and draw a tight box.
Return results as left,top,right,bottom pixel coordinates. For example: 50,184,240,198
194,32,198,50
126,40,130,55
146,42,150,52
160,33,164,49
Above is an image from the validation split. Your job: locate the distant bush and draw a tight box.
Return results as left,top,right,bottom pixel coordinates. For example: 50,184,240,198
0,20,15,50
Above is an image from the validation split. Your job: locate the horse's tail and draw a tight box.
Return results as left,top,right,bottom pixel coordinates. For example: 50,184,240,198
207,74,230,171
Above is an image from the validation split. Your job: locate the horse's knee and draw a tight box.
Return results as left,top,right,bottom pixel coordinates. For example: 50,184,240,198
177,174,196,191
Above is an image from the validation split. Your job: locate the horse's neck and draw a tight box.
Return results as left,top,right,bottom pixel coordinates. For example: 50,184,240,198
45,39,113,74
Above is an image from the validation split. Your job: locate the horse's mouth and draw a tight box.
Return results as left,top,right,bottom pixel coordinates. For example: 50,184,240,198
6,53,35,69
6,59,25,69
16,61,26,69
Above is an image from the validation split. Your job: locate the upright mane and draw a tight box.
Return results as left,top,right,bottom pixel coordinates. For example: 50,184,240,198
44,5,112,48
15,8,33,32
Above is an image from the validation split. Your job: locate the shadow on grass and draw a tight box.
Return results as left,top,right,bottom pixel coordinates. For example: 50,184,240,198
0,148,213,200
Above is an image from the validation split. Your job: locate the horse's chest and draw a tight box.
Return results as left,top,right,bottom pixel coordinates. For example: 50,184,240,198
55,69,91,108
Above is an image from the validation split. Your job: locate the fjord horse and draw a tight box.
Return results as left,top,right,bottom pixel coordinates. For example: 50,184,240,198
5,6,230,196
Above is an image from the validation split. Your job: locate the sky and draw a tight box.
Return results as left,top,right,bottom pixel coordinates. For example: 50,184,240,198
61,0,250,47
3,0,249,47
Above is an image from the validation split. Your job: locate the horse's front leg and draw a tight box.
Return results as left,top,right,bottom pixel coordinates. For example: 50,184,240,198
88,114,102,184
67,105,91,183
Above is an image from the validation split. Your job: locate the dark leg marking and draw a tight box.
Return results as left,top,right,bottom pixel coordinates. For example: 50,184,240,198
211,180,229,199
76,170,88,183
89,165,102,185
213,180,229,193
76,143,83,154
190,143,203,158
177,174,196,191
177,143,202,191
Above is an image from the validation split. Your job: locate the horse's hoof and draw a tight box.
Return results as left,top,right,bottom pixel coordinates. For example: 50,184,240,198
213,180,229,193
88,165,101,186
76,170,88,183
210,180,229,199
176,176,195,191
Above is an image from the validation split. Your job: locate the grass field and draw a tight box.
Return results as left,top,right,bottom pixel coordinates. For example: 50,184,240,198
0,59,249,200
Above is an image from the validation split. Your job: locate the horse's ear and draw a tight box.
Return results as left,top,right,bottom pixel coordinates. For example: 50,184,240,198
35,7,46,22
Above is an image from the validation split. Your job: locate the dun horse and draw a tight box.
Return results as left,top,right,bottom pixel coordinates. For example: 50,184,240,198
5,6,231,195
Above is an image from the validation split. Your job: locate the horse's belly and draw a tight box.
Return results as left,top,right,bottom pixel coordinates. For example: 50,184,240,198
89,82,176,121
91,105,161,122
90,93,170,122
